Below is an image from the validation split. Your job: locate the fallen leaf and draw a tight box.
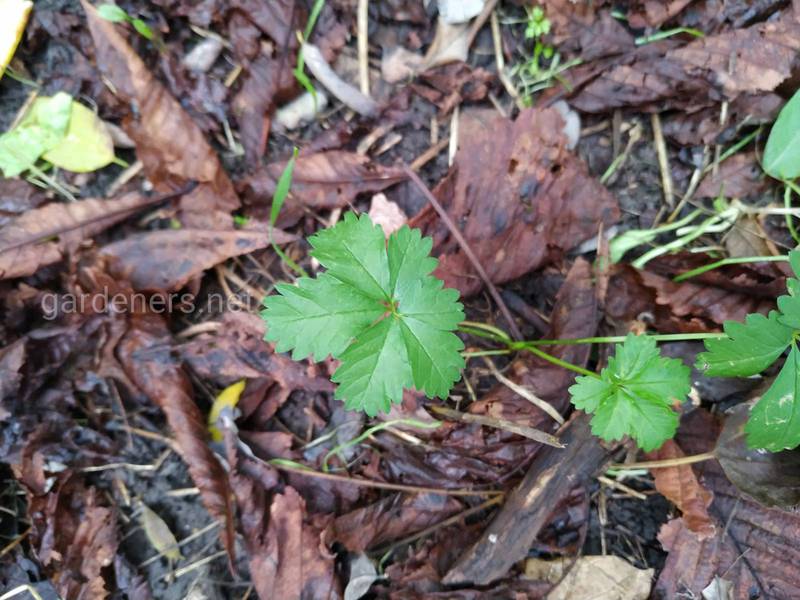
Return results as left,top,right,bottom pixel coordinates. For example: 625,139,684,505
138,501,182,561
344,554,381,600
243,151,406,222
368,193,407,237
627,0,694,28
715,402,800,509
208,380,246,443
571,14,800,113
645,439,716,538
83,0,239,217
524,555,653,600
722,215,772,259
656,410,800,598
0,178,46,228
117,314,237,565
100,226,295,291
412,107,618,296
410,63,495,114
332,493,462,552
0,192,164,280
0,0,32,79
695,153,768,200
42,100,115,173
0,338,25,405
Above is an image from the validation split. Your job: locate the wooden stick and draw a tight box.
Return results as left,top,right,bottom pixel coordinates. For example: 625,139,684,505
402,165,523,340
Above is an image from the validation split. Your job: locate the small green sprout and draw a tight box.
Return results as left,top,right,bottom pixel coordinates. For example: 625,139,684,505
524,6,551,40
97,3,161,49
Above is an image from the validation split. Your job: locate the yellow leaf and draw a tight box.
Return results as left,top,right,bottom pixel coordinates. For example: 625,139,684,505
138,501,182,562
41,100,115,172
0,0,32,79
208,379,246,442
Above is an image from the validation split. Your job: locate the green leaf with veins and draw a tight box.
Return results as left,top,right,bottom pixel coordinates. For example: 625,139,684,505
745,343,800,451
569,334,691,451
262,212,464,416
695,312,794,377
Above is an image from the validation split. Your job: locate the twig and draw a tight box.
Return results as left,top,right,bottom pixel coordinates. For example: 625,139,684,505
651,113,674,209
597,475,647,500
402,165,523,340
482,357,564,424
357,0,370,96
431,405,563,448
490,10,522,110
608,451,717,470
410,137,450,171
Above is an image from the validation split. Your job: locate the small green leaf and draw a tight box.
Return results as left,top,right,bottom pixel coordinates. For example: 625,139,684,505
97,3,129,23
764,88,800,180
270,148,298,227
745,343,800,451
132,18,154,40
42,101,115,172
262,213,464,416
695,312,794,377
569,334,691,451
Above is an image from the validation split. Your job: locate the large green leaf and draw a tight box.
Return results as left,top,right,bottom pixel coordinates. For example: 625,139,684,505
262,213,464,416
569,334,691,451
764,88,800,180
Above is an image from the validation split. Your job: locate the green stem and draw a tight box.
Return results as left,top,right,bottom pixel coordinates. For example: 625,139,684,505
458,321,512,343
784,182,800,244
523,345,598,378
462,349,512,358
518,332,725,347
673,255,788,282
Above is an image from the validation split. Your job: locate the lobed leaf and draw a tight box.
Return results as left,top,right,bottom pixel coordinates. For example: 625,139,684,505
569,334,691,451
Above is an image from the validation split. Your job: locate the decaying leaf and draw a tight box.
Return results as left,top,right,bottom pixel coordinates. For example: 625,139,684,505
208,379,245,442
524,555,653,600
656,410,800,598
645,439,716,538
0,192,163,280
243,151,406,222
100,227,295,291
117,315,237,564
411,107,619,296
83,0,239,218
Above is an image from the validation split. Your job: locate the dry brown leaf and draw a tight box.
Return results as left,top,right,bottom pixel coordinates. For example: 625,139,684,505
243,151,406,220
645,439,716,539
100,227,295,291
117,314,237,565
571,14,800,113
0,192,162,280
656,410,800,598
83,1,239,217
0,338,25,406
695,153,768,200
524,555,653,600
411,107,618,296
332,493,462,552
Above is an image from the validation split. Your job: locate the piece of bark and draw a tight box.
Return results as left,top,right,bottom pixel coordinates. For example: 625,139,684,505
442,413,612,585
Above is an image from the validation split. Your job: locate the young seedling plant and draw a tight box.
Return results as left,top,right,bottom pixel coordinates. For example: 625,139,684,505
262,85,800,455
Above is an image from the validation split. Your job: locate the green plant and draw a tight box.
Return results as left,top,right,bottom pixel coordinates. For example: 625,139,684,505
97,3,161,48
261,212,465,416
293,0,326,101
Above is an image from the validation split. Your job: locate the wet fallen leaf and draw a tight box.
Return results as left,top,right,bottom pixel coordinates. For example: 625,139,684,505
715,402,800,509
243,151,405,222
645,439,716,538
656,410,800,598
117,314,236,565
138,501,182,561
100,226,295,291
411,107,619,296
83,0,240,217
411,63,495,114
0,338,25,406
0,192,164,280
344,554,382,600
333,493,462,552
208,380,246,443
571,13,800,113
695,153,768,200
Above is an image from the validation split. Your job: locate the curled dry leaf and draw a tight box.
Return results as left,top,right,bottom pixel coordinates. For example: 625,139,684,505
117,314,236,565
243,151,406,221
332,493,462,552
644,439,715,539
410,107,619,296
656,410,800,598
82,1,239,216
0,192,162,280
100,227,295,291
